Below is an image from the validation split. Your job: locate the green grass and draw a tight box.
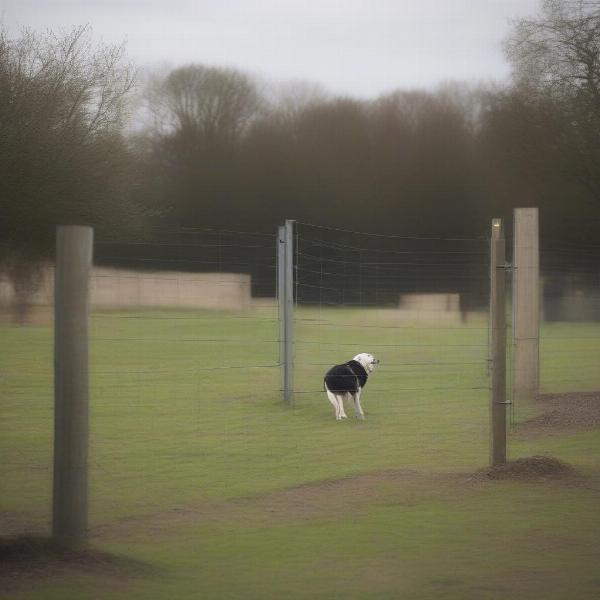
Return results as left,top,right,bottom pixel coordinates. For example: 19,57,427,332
539,321,600,393
1,308,600,599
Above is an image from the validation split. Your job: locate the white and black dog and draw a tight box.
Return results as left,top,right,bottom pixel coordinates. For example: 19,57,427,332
324,353,379,420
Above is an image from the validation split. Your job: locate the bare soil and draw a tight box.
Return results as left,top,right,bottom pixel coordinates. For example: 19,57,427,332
0,535,156,594
90,469,462,540
0,471,462,592
5,388,599,593
2,463,593,593
512,391,600,436
483,455,579,481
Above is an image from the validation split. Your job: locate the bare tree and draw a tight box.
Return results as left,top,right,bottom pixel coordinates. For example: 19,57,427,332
505,0,600,199
265,79,328,126
506,0,600,102
0,25,135,157
148,64,260,145
140,64,262,226
0,25,138,322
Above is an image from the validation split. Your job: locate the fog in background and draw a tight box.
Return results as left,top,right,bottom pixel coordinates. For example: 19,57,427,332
3,0,539,97
2,0,600,310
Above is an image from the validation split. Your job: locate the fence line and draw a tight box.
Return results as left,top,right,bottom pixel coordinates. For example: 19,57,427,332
4,216,600,546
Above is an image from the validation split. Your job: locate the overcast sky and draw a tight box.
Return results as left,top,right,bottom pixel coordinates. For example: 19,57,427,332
3,0,541,97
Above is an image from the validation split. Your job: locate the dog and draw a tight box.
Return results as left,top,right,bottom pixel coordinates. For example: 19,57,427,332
324,353,379,420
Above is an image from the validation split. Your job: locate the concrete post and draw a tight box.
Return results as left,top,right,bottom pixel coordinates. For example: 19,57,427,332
513,208,540,402
490,219,507,466
53,225,93,546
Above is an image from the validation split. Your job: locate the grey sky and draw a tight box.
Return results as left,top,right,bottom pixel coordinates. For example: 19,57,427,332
3,0,541,97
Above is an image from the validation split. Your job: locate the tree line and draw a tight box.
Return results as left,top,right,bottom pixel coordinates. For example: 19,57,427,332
1,1,600,301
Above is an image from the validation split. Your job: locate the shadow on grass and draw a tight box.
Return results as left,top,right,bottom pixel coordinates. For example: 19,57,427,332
0,535,159,593
483,455,579,481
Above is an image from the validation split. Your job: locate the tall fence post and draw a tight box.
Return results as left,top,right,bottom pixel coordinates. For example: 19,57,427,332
53,225,93,546
282,219,295,405
513,207,540,403
277,225,286,398
490,218,507,466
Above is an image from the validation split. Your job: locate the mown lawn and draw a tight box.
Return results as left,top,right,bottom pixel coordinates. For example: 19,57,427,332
1,308,599,599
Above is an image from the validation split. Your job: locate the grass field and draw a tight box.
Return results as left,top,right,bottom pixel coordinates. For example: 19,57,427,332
1,308,600,599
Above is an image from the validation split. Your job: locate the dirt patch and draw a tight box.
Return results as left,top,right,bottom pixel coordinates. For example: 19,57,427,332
0,511,48,538
239,469,462,518
91,464,595,542
512,392,600,436
90,469,463,541
0,535,157,594
482,455,579,481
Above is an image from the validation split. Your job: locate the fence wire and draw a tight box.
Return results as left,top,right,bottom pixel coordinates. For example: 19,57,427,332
538,240,600,395
4,221,599,547
292,222,492,458
1,227,283,535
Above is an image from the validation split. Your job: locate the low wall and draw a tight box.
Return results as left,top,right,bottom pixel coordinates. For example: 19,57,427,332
398,293,462,322
91,267,251,311
543,276,600,322
0,265,252,314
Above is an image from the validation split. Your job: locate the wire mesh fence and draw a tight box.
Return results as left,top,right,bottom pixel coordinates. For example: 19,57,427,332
87,228,283,524
2,227,283,533
3,218,600,542
292,221,491,463
538,239,600,395
3,221,496,538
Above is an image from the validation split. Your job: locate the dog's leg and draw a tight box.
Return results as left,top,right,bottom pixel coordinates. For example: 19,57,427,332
338,393,348,419
326,388,341,420
353,389,365,419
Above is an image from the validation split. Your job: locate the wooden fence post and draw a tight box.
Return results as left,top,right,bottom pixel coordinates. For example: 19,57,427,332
490,218,507,466
277,225,286,399
283,220,295,405
53,225,93,546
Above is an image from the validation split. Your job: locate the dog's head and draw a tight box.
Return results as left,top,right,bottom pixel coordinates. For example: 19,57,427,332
353,353,380,373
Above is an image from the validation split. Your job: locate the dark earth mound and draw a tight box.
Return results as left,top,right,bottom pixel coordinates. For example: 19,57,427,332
485,455,578,481
0,535,156,593
513,392,600,436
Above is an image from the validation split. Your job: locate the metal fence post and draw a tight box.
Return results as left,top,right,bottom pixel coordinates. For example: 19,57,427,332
283,220,295,405
53,225,93,545
490,218,507,466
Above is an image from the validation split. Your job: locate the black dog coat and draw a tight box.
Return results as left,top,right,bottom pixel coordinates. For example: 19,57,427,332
324,360,368,394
